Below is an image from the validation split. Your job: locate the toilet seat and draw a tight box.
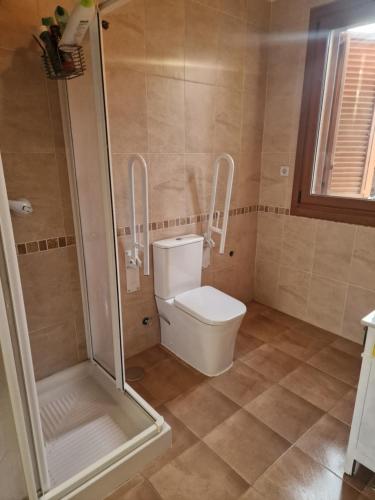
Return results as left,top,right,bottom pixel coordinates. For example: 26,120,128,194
174,286,246,326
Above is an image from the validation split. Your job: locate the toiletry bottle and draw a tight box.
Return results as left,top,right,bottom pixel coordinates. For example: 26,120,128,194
41,16,55,27
55,6,69,34
59,0,95,51
50,23,74,74
39,25,62,75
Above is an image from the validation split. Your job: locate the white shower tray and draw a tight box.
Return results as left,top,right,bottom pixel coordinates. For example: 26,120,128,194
36,361,171,499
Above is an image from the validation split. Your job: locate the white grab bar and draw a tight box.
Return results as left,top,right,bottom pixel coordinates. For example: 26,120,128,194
205,153,235,254
127,154,150,276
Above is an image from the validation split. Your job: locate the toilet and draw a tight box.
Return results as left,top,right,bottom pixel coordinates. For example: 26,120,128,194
153,234,246,377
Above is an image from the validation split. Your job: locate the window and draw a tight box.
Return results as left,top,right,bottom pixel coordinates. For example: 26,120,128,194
292,0,375,226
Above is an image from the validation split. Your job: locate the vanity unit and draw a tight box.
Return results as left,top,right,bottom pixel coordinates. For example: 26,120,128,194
346,311,375,475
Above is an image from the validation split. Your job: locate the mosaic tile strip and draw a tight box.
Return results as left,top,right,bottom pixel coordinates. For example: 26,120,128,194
16,205,291,254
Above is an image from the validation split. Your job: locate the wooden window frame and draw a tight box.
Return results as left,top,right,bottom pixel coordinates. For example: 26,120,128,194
291,0,375,227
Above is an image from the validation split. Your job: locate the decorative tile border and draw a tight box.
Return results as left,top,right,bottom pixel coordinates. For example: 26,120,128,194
15,205,290,255
16,235,76,256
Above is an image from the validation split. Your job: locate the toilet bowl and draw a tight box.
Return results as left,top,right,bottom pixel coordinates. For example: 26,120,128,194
153,234,246,376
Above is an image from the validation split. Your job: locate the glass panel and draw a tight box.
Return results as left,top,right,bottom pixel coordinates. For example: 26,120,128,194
312,23,375,200
66,34,118,377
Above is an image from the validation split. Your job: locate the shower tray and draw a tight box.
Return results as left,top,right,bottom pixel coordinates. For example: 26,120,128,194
36,361,170,499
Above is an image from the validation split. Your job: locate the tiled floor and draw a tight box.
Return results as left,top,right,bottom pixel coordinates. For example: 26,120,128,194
107,302,375,500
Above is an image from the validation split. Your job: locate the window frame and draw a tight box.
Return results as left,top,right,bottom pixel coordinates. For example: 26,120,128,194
291,0,375,227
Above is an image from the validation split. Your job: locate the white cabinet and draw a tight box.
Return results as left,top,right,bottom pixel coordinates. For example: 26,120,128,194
345,311,375,475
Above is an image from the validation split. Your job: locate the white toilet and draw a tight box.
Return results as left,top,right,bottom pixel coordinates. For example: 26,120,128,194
153,234,246,377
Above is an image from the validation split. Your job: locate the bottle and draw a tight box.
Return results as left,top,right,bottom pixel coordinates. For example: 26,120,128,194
39,26,62,75
59,0,95,51
41,16,54,27
55,5,69,34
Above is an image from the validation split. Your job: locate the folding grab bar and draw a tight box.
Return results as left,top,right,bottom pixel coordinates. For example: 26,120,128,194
203,153,235,266
126,154,150,290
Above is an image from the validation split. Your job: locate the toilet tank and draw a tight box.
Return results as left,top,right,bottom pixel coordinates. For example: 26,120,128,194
153,234,204,299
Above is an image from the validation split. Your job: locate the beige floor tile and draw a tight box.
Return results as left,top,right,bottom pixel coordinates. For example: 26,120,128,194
240,488,266,499
126,346,169,372
106,475,162,500
245,385,323,443
280,365,351,411
142,406,198,478
271,327,334,361
150,442,249,500
331,338,363,359
234,332,264,360
241,344,301,382
308,346,361,387
240,314,288,342
136,358,205,407
209,361,272,406
166,383,239,438
253,447,362,500
296,414,350,477
329,389,357,426
204,409,290,484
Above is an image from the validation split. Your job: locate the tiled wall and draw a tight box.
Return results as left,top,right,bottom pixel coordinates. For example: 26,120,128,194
104,0,269,357
255,0,375,344
0,0,86,379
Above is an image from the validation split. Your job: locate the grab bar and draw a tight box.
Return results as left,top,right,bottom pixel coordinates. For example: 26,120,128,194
204,153,235,255
126,154,150,276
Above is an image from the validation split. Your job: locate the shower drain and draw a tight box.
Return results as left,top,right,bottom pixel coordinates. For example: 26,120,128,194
125,366,145,382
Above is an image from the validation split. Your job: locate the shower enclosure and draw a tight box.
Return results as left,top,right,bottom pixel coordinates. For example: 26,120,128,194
0,2,170,499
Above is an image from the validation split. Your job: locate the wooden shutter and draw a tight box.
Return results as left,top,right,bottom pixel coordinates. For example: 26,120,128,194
327,33,375,198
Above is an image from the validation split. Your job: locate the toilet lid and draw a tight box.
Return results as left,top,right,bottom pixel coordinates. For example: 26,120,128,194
174,286,246,326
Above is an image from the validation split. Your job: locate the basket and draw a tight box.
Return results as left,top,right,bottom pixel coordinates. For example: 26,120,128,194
41,45,86,80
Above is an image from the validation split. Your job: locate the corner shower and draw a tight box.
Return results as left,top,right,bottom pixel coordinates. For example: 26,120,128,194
0,3,171,499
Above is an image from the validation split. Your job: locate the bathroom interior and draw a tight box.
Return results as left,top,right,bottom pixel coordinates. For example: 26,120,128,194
1,0,375,498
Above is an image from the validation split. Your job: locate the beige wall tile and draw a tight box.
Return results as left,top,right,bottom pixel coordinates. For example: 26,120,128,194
243,26,267,90
241,88,265,154
185,154,214,214
247,0,270,30
56,152,74,235
220,0,248,19
147,75,185,153
313,220,356,283
216,14,246,90
233,152,261,207
145,0,185,79
150,154,186,220
185,81,215,153
256,213,284,263
213,86,242,153
254,258,279,307
277,266,310,320
104,0,146,72
106,66,148,153
0,49,54,153
185,1,221,85
281,216,317,273
0,0,38,51
307,276,347,334
350,225,375,292
30,321,79,380
262,94,297,154
260,153,289,206
342,285,375,344
3,153,65,242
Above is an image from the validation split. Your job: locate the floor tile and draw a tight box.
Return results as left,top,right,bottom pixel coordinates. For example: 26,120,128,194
150,441,249,500
308,346,361,387
280,364,351,411
253,447,363,500
271,327,334,361
166,383,239,438
240,488,266,499
234,332,264,360
209,360,273,406
204,409,290,484
136,357,205,407
240,314,289,342
296,414,350,478
329,389,357,426
106,475,162,500
331,338,363,359
241,344,301,382
126,346,169,372
142,406,198,478
245,385,323,443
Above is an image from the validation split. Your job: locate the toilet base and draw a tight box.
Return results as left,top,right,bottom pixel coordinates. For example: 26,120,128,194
156,297,244,377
